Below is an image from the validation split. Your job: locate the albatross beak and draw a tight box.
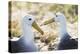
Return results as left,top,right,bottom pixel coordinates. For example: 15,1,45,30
43,18,55,25
32,21,44,35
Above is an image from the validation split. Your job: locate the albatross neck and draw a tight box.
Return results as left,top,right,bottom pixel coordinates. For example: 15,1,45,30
59,19,67,38
22,24,34,41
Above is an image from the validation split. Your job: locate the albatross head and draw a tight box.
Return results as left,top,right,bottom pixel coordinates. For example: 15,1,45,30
23,15,35,25
54,12,66,22
43,12,67,38
43,12,66,25
22,15,44,35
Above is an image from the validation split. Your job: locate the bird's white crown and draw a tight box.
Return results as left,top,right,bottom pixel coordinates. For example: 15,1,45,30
54,12,66,22
22,15,35,26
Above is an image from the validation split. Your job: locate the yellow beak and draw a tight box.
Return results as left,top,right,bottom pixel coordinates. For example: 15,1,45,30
32,21,44,35
43,18,55,25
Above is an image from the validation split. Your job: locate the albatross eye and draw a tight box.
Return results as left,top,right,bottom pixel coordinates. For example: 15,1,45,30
29,18,32,21
56,15,58,17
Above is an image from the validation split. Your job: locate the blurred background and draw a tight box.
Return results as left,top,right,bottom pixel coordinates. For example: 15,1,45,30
9,1,78,51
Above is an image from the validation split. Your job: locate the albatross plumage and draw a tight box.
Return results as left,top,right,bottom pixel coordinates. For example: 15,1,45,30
9,15,44,53
43,12,78,50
